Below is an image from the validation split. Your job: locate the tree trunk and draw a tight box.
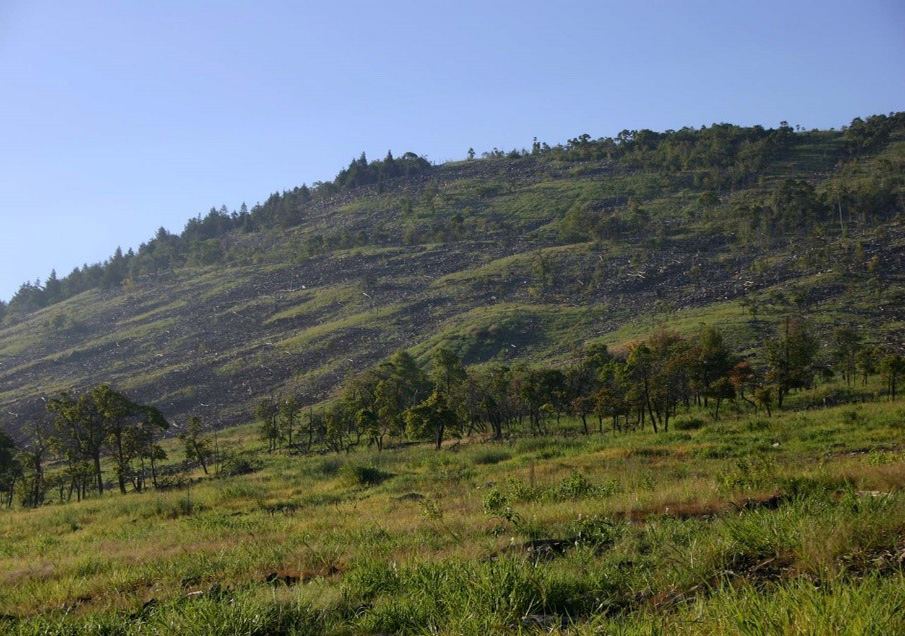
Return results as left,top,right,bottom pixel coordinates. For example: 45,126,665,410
115,432,127,494
435,424,444,450
94,453,104,495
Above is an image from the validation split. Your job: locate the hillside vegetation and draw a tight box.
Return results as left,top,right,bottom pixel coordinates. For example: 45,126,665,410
1,114,904,432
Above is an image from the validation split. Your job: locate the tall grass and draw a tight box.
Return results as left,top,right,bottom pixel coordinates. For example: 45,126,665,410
3,399,905,633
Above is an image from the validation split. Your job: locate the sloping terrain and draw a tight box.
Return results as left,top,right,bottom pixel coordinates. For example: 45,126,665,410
2,125,904,433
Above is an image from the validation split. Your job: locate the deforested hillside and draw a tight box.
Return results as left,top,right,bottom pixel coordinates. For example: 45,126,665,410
1,116,904,432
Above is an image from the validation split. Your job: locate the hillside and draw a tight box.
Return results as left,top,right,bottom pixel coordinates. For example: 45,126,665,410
2,117,905,433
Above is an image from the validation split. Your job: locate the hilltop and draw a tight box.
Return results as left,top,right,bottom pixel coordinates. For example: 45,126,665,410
1,115,904,432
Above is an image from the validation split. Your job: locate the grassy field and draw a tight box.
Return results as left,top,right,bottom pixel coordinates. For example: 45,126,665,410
2,383,905,634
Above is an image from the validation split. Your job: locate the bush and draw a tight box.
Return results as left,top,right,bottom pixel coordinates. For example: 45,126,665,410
470,448,512,465
674,416,707,431
566,514,624,548
558,471,596,498
218,456,262,477
718,455,778,492
309,457,343,477
745,419,771,432
341,463,389,487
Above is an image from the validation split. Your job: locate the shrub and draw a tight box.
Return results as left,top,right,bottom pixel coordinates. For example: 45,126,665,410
482,487,510,516
745,419,771,432
566,514,624,548
470,448,512,465
341,463,389,487
312,457,343,477
719,455,778,492
218,456,262,477
674,416,707,431
558,471,596,498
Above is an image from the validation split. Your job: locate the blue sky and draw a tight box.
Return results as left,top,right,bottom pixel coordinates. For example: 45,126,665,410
1,0,903,301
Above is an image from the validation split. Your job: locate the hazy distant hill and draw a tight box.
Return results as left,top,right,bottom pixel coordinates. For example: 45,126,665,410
2,116,904,434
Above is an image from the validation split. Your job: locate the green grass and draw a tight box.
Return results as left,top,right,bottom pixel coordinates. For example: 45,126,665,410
3,390,905,634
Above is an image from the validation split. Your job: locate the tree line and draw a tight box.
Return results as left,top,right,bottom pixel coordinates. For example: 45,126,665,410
1,152,432,320
5,113,901,324
255,319,905,456
2,319,903,509
1,386,168,508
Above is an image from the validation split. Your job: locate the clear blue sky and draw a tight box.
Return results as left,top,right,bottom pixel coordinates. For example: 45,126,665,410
1,0,903,301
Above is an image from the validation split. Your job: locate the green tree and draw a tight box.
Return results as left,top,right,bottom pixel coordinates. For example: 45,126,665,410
595,360,630,433
179,416,212,475
256,398,281,453
880,354,905,400
125,407,169,491
16,418,54,507
468,365,514,441
95,386,144,494
764,318,820,408
405,391,459,450
694,325,735,406
279,396,300,451
343,350,431,451
0,429,19,508
832,327,862,386
856,346,882,386
432,347,467,396
47,386,123,495
708,376,736,419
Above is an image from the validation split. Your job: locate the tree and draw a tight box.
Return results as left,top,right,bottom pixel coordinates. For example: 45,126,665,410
324,404,357,453
341,350,431,452
627,344,657,432
694,325,735,406
0,429,19,508
256,398,281,452
856,346,882,386
571,395,595,435
126,407,169,491
44,269,62,305
94,385,144,495
729,360,757,410
520,368,563,435
405,391,459,450
279,396,300,450
627,331,689,432
17,418,54,507
754,385,774,417
432,347,467,396
880,354,905,401
764,318,820,408
47,386,167,496
468,365,514,441
709,376,736,419
180,416,212,474
371,378,407,451
832,327,862,386
48,389,112,495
